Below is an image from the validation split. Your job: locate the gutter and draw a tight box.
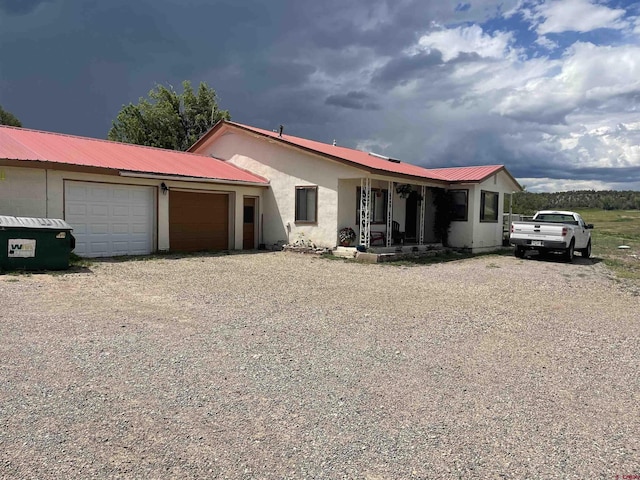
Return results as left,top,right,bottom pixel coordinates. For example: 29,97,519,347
118,171,269,187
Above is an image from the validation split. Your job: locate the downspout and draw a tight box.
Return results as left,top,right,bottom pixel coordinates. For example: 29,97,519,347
45,169,49,218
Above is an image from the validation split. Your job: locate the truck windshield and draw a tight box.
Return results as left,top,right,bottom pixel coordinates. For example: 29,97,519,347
535,214,577,224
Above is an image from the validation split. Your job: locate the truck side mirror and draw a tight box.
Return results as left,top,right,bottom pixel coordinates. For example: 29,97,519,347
587,224,594,229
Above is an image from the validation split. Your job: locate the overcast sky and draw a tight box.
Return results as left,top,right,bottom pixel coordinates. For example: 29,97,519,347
1,0,640,192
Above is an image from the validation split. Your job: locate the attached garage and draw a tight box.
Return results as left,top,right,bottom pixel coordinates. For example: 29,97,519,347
169,190,229,252
0,125,268,258
65,181,155,257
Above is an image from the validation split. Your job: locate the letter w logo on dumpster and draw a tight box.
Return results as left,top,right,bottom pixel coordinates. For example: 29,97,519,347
8,239,36,258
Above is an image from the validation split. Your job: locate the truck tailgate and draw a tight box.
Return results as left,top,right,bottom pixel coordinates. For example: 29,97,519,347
511,222,566,240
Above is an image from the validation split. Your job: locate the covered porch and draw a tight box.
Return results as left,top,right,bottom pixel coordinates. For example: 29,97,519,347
336,177,443,249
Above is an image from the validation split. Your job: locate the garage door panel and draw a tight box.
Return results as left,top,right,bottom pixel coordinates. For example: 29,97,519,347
112,206,130,217
66,204,86,216
132,205,149,216
169,191,228,252
112,223,130,234
91,205,109,216
89,242,109,255
90,187,109,200
65,182,154,257
72,224,87,234
113,188,132,200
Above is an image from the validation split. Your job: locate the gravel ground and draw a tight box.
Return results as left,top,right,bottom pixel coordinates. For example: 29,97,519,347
0,251,639,479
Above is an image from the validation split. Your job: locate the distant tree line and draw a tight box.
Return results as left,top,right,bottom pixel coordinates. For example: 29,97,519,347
511,190,640,215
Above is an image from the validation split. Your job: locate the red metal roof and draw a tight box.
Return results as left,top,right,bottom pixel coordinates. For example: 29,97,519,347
192,120,515,185
424,165,505,182
0,126,269,185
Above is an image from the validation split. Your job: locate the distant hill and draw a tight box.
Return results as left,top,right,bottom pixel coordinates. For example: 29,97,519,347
511,190,640,215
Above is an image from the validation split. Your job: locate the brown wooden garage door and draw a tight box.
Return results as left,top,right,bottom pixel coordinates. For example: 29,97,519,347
169,191,229,252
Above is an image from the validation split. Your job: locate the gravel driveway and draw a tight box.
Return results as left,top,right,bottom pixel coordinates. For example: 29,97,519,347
1,252,639,479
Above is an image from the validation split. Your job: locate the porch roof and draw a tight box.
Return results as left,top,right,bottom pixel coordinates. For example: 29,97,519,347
191,121,522,190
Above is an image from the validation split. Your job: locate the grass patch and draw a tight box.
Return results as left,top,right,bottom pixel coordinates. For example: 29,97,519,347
575,209,640,281
70,253,94,268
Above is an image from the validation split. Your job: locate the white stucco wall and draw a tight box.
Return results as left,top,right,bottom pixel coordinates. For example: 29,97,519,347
448,185,476,249
0,166,48,217
447,172,520,252
198,131,368,248
0,164,264,252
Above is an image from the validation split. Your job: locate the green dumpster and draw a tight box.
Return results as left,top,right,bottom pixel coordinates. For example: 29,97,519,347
0,216,76,271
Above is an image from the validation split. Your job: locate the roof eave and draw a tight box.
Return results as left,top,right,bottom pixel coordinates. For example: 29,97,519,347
118,171,269,187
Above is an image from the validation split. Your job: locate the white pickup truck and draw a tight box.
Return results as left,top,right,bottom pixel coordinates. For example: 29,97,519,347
510,210,593,262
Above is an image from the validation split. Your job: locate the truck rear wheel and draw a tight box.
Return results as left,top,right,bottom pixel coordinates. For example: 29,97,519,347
564,240,575,262
514,246,525,258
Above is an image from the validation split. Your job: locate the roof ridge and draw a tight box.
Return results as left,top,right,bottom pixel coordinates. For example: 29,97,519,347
226,120,412,163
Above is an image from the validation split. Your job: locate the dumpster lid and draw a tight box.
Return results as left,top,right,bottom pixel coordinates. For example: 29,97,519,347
0,215,73,230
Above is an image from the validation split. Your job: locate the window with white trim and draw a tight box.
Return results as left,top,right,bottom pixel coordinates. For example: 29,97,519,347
480,190,499,222
450,189,468,221
295,186,317,223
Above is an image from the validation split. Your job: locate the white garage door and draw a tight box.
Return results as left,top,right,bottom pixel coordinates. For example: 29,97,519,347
65,181,154,257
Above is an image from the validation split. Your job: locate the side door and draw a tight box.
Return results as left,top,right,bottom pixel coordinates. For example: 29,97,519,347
574,214,589,249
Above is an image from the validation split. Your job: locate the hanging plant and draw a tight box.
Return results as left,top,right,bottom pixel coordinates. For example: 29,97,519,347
338,227,357,246
395,184,413,199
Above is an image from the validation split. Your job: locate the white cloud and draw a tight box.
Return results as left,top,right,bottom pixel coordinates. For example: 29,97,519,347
534,35,559,50
415,24,517,62
496,42,640,127
531,0,627,35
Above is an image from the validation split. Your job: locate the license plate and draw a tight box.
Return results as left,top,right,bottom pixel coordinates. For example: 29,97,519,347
531,240,544,247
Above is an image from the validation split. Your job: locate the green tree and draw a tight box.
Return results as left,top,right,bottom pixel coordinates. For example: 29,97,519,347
0,105,22,127
108,81,230,151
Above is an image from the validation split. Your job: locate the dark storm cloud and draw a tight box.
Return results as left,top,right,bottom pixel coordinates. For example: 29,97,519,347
0,0,50,15
276,1,466,58
0,0,457,139
372,50,444,87
0,0,194,136
325,91,381,110
518,165,640,183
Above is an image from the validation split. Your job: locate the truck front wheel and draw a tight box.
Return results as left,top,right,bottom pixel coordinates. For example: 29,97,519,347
564,240,575,262
581,240,591,258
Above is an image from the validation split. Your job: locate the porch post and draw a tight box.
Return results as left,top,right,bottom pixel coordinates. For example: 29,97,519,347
386,180,393,247
359,178,371,247
419,185,426,245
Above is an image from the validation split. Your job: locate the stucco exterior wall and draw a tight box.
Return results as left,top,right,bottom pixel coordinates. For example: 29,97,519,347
448,185,476,249
0,164,263,252
447,172,519,252
0,166,48,217
199,131,366,248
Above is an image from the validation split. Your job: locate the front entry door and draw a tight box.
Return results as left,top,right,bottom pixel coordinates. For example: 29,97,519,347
405,191,418,242
243,197,256,249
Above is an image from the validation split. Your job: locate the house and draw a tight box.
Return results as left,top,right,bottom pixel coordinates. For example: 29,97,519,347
0,121,522,257
0,126,268,257
189,120,523,253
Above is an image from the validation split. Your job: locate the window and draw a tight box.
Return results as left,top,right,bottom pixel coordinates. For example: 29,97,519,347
450,189,468,221
480,190,499,222
356,188,388,224
243,205,254,223
295,186,317,223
